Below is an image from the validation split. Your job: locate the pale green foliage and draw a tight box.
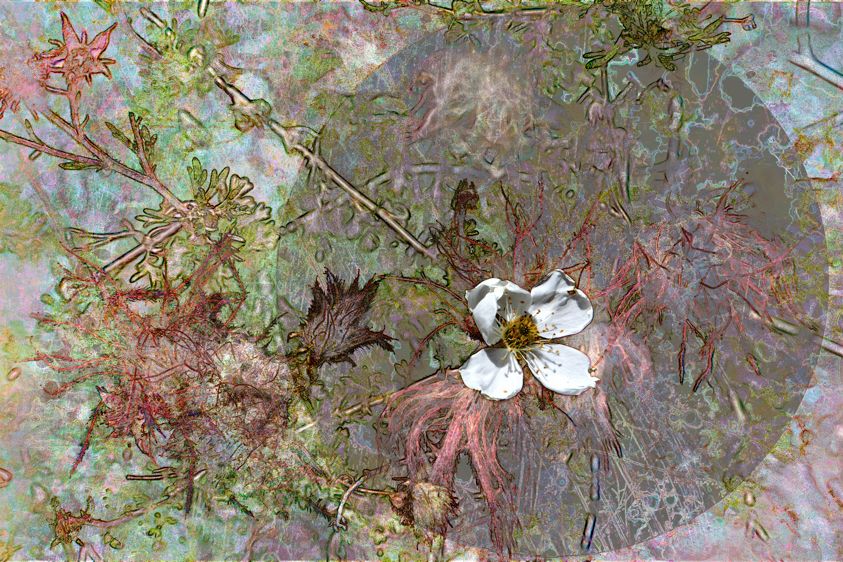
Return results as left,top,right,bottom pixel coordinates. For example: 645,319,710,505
130,157,275,287
0,183,56,260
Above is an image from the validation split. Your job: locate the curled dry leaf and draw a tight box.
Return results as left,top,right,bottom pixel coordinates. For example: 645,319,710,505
296,269,394,372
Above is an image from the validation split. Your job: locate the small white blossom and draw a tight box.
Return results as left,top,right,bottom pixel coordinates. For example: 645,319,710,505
459,270,597,400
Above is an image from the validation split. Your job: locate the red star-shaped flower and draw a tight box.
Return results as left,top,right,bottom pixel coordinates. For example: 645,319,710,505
35,12,117,90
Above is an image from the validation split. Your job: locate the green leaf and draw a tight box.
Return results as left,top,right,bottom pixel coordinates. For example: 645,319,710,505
59,161,102,171
187,157,208,193
105,121,136,152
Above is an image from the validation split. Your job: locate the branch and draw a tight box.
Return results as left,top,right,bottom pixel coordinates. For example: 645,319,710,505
790,0,843,89
137,9,435,259
43,110,187,212
102,221,183,275
129,113,183,206
767,315,843,358
267,117,436,259
218,71,434,258
294,391,395,434
789,20,843,91
335,475,365,529
2,124,187,277
0,128,101,167
88,469,207,529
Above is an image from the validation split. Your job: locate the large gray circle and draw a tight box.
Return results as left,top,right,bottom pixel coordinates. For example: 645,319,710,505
276,17,828,557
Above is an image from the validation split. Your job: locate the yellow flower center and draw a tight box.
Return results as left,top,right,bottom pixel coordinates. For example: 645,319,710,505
501,314,540,352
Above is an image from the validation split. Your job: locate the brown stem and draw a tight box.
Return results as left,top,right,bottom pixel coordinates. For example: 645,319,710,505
267,118,436,259
86,470,206,530
0,128,101,167
381,274,464,303
295,391,394,434
137,7,435,258
335,475,365,529
44,110,186,211
208,65,434,258
102,221,183,275
129,113,182,206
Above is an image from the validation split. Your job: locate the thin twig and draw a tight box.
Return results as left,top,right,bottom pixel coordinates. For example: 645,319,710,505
335,475,366,529
0,128,100,167
267,117,436,259
790,51,843,91
136,7,436,258
380,274,464,303
295,392,394,434
43,110,187,211
129,113,182,206
790,0,843,91
102,221,183,275
767,315,843,358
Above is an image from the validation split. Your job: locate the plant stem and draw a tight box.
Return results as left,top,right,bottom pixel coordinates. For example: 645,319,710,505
0,128,100,167
136,7,437,259
1,123,187,277
768,315,843,358
266,118,436,259
129,113,184,207
44,110,187,211
790,48,843,91
335,475,365,529
102,221,183,275
215,71,436,259
295,391,395,434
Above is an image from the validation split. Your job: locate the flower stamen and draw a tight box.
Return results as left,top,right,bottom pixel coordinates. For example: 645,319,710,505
501,314,540,352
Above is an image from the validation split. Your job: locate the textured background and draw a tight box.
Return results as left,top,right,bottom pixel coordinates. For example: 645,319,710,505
0,2,841,560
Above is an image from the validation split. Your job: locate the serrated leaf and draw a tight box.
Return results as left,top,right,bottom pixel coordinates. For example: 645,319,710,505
298,270,394,369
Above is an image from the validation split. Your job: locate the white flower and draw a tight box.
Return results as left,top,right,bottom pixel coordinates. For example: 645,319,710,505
458,270,597,400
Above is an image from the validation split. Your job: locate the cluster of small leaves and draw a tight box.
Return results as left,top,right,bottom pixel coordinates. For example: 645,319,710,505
360,0,746,72
184,157,275,246
33,249,340,532
583,0,739,70
49,496,96,549
128,157,275,287
361,0,576,17
135,14,242,125
105,114,158,160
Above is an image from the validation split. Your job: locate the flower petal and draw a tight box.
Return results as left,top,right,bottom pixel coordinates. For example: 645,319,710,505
466,278,531,345
524,344,596,395
528,270,593,338
89,22,117,59
467,288,502,345
60,12,82,49
458,348,523,400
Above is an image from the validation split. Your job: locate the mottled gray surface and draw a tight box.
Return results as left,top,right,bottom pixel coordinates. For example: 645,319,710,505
277,19,828,556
